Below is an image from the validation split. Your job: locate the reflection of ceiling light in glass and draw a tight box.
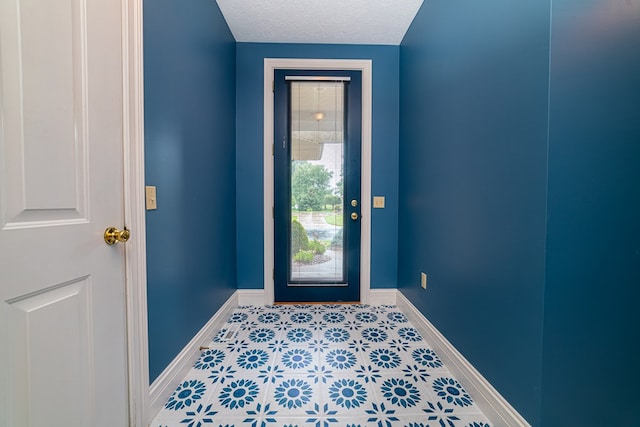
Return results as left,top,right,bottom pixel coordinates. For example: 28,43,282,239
313,112,325,121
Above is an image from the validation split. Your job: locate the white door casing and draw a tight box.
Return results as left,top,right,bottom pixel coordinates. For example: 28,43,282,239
0,0,132,425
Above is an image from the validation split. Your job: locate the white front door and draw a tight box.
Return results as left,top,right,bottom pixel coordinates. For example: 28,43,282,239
0,0,129,425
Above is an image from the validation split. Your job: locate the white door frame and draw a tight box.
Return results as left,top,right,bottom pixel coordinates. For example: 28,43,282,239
263,58,373,305
122,0,149,425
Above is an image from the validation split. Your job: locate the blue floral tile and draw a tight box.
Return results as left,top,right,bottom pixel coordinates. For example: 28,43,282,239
323,311,346,324
278,348,318,373
457,417,492,427
359,327,388,344
193,349,226,371
363,402,401,426
165,380,208,411
422,400,460,427
354,312,378,324
179,403,217,427
348,339,372,353
247,328,277,343
320,375,378,417
328,378,368,409
235,348,271,370
323,327,351,343
257,311,281,324
376,320,398,331
397,327,423,342
228,312,248,324
354,364,382,384
305,364,335,384
324,348,359,370
256,364,285,385
343,320,363,331
386,312,409,324
409,347,446,371
368,348,402,370
207,364,237,385
378,377,423,410
207,378,269,416
300,402,340,427
218,378,261,410
432,377,474,408
152,304,492,427
290,311,313,324
386,339,412,353
264,376,318,416
401,363,431,384
287,327,314,343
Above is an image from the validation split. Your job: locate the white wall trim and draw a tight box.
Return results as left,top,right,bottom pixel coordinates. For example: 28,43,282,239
148,291,239,421
395,291,531,427
369,289,398,306
263,58,373,305
237,289,267,306
240,289,399,307
122,0,149,425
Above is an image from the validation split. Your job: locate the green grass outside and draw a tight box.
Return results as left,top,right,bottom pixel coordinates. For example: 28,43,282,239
324,214,343,226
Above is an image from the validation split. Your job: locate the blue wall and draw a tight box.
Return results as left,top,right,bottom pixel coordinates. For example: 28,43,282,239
541,0,640,425
144,0,237,381
398,1,550,424
399,0,640,425
236,43,399,291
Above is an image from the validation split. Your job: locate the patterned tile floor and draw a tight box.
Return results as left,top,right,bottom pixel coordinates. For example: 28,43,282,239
152,304,491,427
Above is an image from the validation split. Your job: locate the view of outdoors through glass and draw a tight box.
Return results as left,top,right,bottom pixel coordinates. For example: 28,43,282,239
289,81,345,284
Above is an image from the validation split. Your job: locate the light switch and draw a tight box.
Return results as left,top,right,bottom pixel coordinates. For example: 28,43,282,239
146,186,157,210
373,196,385,209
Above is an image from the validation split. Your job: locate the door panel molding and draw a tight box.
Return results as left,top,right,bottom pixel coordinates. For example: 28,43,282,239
264,58,372,305
7,277,94,426
0,0,89,228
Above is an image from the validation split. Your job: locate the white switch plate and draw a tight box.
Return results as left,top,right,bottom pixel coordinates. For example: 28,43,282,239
373,196,385,208
421,272,427,289
146,186,157,210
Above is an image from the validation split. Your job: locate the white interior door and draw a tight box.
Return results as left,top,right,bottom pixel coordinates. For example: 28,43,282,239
0,0,129,425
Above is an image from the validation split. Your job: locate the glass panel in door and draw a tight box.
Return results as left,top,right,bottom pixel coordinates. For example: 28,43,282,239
289,81,345,284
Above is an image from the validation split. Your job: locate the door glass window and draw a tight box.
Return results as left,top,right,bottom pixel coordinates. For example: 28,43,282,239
289,81,345,284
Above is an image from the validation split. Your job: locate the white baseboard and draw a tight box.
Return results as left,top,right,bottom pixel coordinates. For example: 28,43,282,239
368,288,398,305
395,290,531,427
148,291,239,423
237,288,397,306
237,289,267,306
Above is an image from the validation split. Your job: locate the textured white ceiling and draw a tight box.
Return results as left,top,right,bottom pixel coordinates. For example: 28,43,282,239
216,0,424,45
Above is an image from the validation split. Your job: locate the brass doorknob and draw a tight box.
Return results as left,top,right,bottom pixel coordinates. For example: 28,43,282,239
351,212,359,221
104,227,130,245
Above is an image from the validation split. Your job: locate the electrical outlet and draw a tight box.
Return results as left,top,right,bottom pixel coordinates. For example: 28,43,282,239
421,272,427,289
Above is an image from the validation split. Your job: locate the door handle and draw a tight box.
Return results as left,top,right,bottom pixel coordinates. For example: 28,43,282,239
104,227,130,245
351,212,359,221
